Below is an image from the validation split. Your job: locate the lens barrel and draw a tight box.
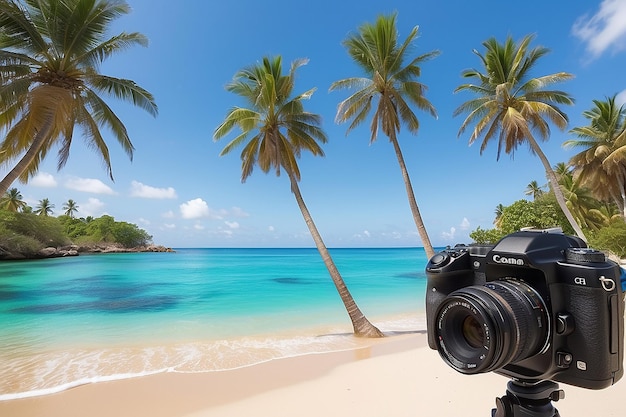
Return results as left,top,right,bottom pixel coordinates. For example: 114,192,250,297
434,280,549,374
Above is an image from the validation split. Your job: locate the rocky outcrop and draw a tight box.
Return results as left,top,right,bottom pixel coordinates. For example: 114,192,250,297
77,244,175,254
0,243,174,261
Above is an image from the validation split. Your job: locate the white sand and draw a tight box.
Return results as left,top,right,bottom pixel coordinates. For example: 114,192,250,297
1,333,623,417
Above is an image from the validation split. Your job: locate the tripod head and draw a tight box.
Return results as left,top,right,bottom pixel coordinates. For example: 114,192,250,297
492,380,564,417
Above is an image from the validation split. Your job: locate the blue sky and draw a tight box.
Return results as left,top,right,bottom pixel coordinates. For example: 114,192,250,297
4,0,626,248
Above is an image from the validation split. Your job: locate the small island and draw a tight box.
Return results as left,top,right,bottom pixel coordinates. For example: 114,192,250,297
0,196,173,260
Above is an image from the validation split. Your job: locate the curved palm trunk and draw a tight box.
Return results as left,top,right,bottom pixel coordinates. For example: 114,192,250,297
287,171,384,338
527,136,588,242
616,171,626,220
389,136,435,259
0,117,53,196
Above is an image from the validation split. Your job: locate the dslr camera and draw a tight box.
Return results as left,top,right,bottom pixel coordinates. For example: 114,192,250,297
425,228,624,389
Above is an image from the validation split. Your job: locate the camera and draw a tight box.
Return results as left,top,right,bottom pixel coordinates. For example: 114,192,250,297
425,228,624,389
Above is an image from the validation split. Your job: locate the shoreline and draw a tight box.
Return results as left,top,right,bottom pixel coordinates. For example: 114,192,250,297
0,312,426,401
2,332,625,417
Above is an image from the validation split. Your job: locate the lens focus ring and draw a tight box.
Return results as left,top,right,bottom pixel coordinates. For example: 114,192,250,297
434,280,549,375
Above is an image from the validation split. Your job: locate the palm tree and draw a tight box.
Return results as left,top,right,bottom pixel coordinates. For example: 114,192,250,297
454,34,587,241
0,187,26,211
329,13,439,259
564,95,626,219
35,198,54,216
494,203,505,228
525,180,545,200
0,0,158,196
214,56,383,337
556,167,600,230
587,202,622,229
63,199,79,218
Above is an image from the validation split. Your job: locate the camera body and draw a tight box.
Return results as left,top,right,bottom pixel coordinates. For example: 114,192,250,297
425,228,624,389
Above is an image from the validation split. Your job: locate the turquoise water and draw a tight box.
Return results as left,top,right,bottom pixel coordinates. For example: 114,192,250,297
0,247,429,400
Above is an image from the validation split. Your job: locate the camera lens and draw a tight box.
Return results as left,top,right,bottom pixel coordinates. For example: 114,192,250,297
434,280,549,374
462,315,485,349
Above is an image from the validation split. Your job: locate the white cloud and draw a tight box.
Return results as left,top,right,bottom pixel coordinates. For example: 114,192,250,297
163,223,176,229
353,230,372,240
80,197,106,217
225,221,240,229
162,210,176,218
460,218,471,230
180,198,211,219
268,225,275,232
30,172,57,188
65,177,115,194
137,217,150,225
130,180,177,199
193,223,205,230
572,0,626,58
441,227,457,241
230,206,250,217
616,89,626,106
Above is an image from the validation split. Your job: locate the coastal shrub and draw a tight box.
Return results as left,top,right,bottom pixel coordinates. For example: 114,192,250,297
469,226,505,244
0,210,69,247
0,233,42,255
498,198,573,235
57,215,89,239
84,215,116,242
111,221,152,248
588,221,626,259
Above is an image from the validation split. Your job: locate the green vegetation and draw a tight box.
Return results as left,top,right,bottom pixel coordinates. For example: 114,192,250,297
470,189,626,258
0,205,153,257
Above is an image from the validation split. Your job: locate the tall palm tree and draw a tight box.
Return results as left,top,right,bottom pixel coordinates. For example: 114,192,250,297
454,34,587,241
564,95,626,218
214,56,383,337
63,199,79,218
0,0,158,196
525,180,545,200
329,13,439,259
35,197,53,216
0,187,26,211
494,203,505,228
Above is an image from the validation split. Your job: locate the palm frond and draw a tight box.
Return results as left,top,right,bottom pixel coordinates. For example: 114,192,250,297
87,73,158,117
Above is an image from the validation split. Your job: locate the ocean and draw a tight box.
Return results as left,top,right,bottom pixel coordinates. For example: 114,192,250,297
0,247,430,400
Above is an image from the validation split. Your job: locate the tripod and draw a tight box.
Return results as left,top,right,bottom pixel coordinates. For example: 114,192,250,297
492,380,565,417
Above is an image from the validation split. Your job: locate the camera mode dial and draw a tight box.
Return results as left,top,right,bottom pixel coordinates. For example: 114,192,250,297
565,248,605,263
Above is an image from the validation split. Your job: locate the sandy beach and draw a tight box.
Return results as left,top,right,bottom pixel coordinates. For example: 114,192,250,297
1,332,623,417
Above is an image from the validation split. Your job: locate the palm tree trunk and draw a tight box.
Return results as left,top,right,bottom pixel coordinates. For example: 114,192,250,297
287,171,384,337
0,117,53,196
527,136,588,242
389,137,435,259
617,170,626,220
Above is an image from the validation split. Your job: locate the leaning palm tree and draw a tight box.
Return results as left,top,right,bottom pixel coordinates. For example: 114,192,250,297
330,13,439,259
494,203,505,228
0,0,158,196
214,56,383,337
0,187,27,211
62,199,79,218
557,167,600,230
525,180,545,200
34,197,53,216
564,95,626,219
454,34,587,241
